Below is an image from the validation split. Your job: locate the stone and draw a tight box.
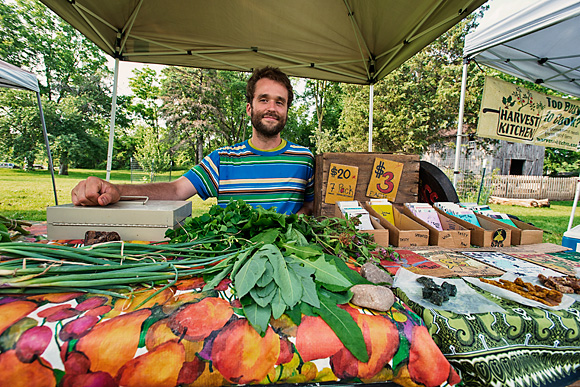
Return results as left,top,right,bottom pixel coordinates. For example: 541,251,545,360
350,284,395,312
360,262,393,285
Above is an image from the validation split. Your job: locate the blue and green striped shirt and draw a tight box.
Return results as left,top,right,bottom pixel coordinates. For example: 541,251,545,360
183,139,315,214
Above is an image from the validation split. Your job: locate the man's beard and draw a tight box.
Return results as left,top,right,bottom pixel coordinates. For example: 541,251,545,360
251,108,287,138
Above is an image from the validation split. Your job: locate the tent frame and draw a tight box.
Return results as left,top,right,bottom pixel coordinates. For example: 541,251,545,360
0,60,58,205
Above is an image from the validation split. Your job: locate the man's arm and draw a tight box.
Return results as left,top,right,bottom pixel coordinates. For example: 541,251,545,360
71,176,197,206
295,200,314,216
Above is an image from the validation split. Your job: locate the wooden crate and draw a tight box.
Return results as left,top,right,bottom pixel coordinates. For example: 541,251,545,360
314,152,419,218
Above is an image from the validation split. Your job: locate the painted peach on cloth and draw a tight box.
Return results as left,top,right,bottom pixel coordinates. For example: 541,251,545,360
75,308,151,376
211,318,280,384
295,315,344,361
0,349,56,387
116,340,185,387
169,296,233,341
408,325,456,387
0,300,37,336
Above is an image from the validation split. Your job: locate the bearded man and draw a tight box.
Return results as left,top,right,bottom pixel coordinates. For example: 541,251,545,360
71,67,314,215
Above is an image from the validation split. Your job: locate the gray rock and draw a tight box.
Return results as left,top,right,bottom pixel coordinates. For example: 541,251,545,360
350,284,395,312
360,262,393,285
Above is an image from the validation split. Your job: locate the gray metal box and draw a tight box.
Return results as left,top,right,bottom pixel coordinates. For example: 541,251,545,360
47,200,192,241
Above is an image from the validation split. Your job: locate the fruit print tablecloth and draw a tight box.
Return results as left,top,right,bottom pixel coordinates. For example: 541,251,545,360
0,277,460,387
395,286,580,387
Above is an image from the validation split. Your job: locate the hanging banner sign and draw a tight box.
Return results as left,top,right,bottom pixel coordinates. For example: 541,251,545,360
477,76,580,150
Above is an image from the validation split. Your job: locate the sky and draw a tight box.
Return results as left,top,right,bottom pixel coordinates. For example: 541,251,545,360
107,59,166,96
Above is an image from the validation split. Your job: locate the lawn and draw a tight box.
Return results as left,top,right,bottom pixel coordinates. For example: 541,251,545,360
1,168,578,245
0,168,215,221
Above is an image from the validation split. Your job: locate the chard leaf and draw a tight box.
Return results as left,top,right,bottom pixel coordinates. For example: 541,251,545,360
300,274,320,308
282,242,322,259
285,227,309,246
250,281,277,307
271,289,286,319
230,247,256,279
266,245,302,307
256,261,274,287
202,265,232,291
288,260,315,278
316,294,368,363
303,256,352,288
250,229,280,245
327,254,373,285
243,302,271,335
234,253,267,298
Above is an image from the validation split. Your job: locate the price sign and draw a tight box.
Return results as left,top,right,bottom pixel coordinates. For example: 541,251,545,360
324,163,359,204
366,158,403,201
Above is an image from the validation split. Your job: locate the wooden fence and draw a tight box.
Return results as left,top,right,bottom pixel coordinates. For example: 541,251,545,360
486,176,577,201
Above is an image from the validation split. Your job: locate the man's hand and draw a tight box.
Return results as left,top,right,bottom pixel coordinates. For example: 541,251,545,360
71,176,121,206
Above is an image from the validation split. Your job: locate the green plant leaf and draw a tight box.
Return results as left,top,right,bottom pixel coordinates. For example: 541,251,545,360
306,256,352,288
234,253,267,298
316,294,368,363
230,247,256,279
282,242,322,259
250,229,280,244
250,281,277,307
327,254,373,286
243,301,271,335
271,288,286,319
266,245,302,307
256,261,274,287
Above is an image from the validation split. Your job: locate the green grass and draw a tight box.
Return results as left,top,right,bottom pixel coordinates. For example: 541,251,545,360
2,168,579,246
0,168,215,221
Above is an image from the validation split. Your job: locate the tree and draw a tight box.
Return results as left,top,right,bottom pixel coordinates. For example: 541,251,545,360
336,15,486,154
0,0,125,174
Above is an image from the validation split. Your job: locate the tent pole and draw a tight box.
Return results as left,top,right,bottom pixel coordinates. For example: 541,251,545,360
36,91,58,205
368,83,374,152
106,58,120,182
453,59,468,188
568,174,580,231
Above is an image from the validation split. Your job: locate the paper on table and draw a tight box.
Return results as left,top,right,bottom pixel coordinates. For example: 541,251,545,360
393,268,505,314
463,273,576,310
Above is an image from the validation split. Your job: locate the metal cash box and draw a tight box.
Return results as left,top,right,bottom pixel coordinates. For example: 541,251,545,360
47,198,192,241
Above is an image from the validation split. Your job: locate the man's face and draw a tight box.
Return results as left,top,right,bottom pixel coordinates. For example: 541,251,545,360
247,78,288,138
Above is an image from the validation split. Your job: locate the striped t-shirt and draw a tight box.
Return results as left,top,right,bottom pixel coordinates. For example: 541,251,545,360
183,139,315,214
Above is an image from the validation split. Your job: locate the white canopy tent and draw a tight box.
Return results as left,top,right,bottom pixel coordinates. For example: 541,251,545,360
453,0,580,229
0,60,58,205
40,0,486,179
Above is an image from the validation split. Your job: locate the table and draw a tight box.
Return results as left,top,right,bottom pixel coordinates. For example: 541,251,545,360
0,224,457,387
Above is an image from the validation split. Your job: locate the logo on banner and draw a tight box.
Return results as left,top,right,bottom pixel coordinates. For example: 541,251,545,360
477,76,580,150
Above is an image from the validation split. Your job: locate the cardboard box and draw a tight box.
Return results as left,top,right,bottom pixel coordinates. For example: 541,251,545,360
434,208,511,247
364,202,429,247
334,202,389,247
314,152,420,218
400,205,470,248
47,200,192,241
489,217,544,245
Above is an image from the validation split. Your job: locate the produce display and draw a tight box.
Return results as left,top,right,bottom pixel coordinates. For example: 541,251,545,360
0,200,398,363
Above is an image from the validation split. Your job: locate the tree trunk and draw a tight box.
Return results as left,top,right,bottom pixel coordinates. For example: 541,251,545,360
58,158,68,175
196,132,204,164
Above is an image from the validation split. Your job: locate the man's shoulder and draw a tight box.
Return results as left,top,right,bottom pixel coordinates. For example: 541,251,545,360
284,141,314,158
215,141,252,155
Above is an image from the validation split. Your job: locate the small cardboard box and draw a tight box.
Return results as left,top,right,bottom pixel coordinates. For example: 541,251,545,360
434,208,511,247
334,203,389,247
479,216,543,245
364,202,429,247
47,200,192,241
400,205,470,248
